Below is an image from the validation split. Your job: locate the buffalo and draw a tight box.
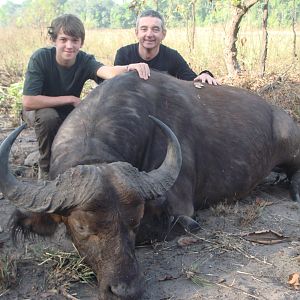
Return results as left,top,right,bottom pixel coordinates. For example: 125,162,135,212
0,70,300,299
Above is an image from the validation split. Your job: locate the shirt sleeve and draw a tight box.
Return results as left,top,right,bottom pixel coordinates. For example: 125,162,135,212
85,55,104,84
172,50,197,81
23,55,45,96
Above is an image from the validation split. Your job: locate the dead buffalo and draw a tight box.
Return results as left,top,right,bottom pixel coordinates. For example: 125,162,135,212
1,70,300,300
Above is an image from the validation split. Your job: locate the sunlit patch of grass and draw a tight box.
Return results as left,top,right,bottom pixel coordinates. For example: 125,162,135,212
39,245,96,287
210,201,239,217
186,270,213,287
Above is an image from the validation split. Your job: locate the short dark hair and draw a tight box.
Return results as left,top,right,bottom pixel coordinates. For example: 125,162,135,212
136,9,166,31
48,14,85,44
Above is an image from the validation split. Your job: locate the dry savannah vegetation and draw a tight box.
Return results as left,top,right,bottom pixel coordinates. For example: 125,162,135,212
0,25,300,300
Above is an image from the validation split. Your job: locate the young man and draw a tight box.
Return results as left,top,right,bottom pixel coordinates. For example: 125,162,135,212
23,14,150,179
114,9,218,85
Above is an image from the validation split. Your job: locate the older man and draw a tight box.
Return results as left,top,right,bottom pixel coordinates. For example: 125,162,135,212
114,9,218,85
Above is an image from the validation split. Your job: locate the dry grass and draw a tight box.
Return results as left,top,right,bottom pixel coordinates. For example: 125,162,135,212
0,26,299,80
0,254,17,296
39,245,96,288
184,229,271,299
222,71,300,121
0,26,299,121
210,201,239,217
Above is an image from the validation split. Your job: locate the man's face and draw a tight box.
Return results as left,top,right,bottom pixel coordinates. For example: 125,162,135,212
54,29,83,67
135,16,166,51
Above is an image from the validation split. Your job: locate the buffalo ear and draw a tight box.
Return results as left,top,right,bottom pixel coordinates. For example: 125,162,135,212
10,210,63,243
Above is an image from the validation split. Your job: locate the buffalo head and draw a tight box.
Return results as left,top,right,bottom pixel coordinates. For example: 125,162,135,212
0,116,182,299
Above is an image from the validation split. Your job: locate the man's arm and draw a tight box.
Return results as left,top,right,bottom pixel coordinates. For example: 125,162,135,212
22,95,81,111
96,64,150,80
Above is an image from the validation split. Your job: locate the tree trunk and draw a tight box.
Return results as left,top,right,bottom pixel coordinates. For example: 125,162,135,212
224,0,260,77
187,0,197,51
292,0,297,60
260,0,269,77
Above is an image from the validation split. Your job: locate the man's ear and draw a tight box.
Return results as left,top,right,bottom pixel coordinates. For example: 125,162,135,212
135,28,138,37
162,29,167,40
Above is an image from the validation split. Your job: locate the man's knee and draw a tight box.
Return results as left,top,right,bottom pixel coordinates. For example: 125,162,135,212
34,108,62,134
21,108,35,127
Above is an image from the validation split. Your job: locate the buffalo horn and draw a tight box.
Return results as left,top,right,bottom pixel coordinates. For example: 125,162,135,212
0,125,101,212
110,116,182,201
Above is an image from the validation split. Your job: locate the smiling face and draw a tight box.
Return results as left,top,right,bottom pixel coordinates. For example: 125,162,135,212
135,16,166,56
53,29,83,67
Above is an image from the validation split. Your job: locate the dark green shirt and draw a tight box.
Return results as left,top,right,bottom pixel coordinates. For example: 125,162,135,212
23,47,103,98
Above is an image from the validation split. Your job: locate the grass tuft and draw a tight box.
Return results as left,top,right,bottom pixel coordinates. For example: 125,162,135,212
39,245,96,288
0,254,18,296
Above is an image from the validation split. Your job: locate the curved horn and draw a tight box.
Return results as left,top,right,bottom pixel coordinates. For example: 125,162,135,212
145,115,182,196
111,116,182,200
0,125,102,213
0,124,27,195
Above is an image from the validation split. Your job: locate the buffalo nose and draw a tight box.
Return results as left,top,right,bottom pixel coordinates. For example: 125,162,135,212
109,282,142,299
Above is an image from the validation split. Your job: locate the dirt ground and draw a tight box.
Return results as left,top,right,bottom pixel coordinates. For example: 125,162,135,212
0,118,300,300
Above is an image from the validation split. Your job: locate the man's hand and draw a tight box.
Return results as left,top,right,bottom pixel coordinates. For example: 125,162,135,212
194,73,219,85
70,96,81,107
127,63,150,80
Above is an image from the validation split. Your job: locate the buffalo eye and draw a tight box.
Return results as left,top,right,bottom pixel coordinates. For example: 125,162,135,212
128,218,140,230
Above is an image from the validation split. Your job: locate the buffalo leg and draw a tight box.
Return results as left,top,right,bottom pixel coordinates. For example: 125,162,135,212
290,170,300,202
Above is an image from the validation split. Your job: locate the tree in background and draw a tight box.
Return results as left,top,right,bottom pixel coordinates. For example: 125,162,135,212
0,0,298,30
223,0,260,77
16,0,66,30
0,0,298,76
0,1,23,26
292,0,297,61
259,0,269,77
176,0,198,51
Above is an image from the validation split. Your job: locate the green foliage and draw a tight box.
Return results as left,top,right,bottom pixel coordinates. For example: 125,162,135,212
0,0,298,29
110,5,136,28
231,0,241,6
15,0,66,28
7,81,23,117
0,81,24,120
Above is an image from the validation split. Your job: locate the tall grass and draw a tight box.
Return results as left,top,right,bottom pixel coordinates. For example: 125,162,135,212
0,26,299,80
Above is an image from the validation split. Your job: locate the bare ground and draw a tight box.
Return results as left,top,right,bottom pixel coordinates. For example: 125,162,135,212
0,119,300,300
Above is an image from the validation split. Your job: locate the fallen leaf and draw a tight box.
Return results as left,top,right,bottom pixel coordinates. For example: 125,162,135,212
177,236,198,247
288,272,300,290
255,198,273,207
242,230,287,244
158,274,177,281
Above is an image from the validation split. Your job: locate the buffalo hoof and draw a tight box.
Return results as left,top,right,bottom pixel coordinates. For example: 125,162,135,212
178,215,201,232
290,171,300,202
